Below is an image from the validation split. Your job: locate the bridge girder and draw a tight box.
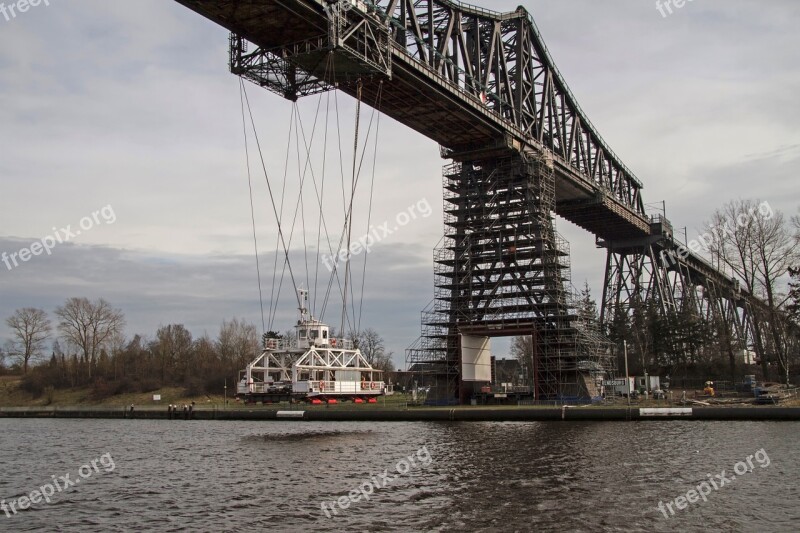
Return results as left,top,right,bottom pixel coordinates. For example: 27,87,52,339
599,230,778,375
177,0,650,239
173,0,783,394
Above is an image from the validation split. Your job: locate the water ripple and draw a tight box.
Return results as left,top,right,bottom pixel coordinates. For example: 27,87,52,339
0,419,797,531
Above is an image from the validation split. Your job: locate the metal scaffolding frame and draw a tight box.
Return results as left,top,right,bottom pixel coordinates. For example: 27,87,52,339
407,152,615,402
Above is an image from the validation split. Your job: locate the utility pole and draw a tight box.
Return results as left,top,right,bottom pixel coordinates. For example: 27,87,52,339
624,340,630,407
224,378,227,409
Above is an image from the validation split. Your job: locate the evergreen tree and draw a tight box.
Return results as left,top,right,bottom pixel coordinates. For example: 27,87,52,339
788,267,800,325
576,281,599,328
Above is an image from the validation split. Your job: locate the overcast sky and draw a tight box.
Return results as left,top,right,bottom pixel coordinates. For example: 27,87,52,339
1,1,798,368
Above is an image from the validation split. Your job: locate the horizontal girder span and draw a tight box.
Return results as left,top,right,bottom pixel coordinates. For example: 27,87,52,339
173,0,772,329
174,0,650,241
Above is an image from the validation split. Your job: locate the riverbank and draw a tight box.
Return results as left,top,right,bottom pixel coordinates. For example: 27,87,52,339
4,376,798,421
2,405,799,421
0,376,226,408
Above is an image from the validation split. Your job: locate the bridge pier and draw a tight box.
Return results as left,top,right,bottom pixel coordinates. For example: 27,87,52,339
408,151,614,404
179,0,785,401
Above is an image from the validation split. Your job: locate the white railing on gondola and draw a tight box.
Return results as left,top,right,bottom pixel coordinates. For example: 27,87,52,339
301,381,388,394
264,337,355,351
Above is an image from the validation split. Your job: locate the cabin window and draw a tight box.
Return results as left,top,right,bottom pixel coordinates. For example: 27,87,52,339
310,330,319,339
323,330,328,339
298,329,307,339
336,370,360,382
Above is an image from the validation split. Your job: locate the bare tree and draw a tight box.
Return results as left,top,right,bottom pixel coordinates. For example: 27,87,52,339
707,200,797,300
351,328,395,374
372,351,396,375
54,298,125,379
510,335,533,385
193,334,219,377
5,308,51,374
216,318,259,369
153,324,194,383
352,328,384,365
705,200,798,381
754,209,798,384
789,268,800,326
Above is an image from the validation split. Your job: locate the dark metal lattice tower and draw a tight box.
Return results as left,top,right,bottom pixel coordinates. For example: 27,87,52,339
175,0,784,400
407,152,613,402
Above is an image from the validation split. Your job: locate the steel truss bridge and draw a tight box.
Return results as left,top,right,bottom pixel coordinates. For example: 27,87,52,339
175,0,779,402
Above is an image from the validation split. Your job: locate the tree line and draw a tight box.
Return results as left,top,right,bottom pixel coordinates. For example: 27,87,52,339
1,297,394,399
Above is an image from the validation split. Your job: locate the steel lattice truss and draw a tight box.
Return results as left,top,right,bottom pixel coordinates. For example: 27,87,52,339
370,0,644,215
602,241,781,372
173,0,785,399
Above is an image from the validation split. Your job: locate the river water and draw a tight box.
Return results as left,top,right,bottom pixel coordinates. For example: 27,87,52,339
0,419,797,532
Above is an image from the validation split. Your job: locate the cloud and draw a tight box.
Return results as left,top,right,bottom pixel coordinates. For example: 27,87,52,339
0,237,434,368
1,0,798,370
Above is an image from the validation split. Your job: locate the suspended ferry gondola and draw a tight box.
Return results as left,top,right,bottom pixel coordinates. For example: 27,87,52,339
237,290,392,403
235,66,390,404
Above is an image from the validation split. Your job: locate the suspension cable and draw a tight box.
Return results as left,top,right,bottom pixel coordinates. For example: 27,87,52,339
341,79,363,337
347,85,383,332
313,87,332,316
240,82,303,313
267,104,296,331
239,80,266,335
357,81,383,333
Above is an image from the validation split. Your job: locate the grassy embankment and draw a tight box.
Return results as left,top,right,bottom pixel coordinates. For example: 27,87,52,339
0,376,226,408
0,375,413,409
3,376,797,409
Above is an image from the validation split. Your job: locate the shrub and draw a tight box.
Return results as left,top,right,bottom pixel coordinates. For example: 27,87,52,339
90,379,116,401
20,372,46,397
203,376,225,395
183,376,206,397
136,378,160,393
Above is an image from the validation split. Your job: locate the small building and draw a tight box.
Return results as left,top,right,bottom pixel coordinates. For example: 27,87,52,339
606,375,662,396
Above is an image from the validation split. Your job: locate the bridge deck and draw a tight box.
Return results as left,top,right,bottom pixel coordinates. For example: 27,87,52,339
175,0,651,242
174,0,759,311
